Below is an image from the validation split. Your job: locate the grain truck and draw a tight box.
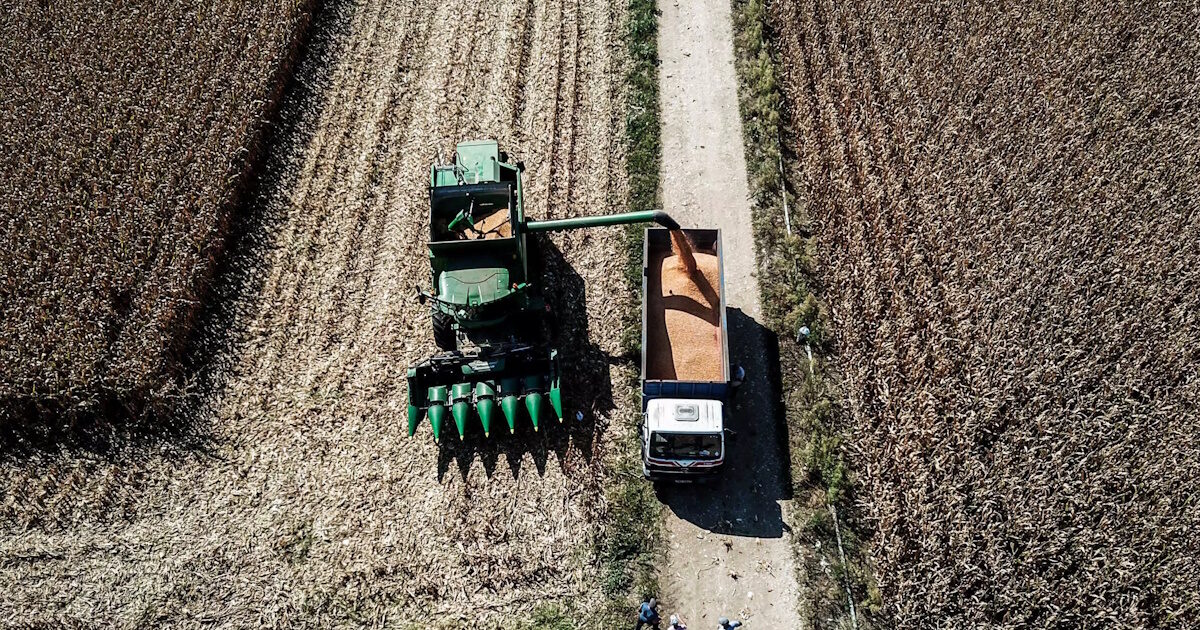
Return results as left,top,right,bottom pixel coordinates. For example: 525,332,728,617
640,228,734,481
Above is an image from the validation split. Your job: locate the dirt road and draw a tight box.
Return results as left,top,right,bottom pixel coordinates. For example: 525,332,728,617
1,0,635,625
656,0,801,626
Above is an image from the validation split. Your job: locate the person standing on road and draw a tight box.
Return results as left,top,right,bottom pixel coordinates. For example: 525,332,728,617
668,613,688,629
717,617,743,629
635,597,661,629
730,364,746,391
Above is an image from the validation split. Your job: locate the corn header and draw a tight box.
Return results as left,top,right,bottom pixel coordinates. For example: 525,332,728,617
407,140,679,441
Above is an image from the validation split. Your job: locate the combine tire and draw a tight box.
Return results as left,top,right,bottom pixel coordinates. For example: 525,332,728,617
433,310,456,350
519,309,548,345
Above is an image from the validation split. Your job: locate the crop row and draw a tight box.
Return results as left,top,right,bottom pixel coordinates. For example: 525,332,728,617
772,0,1200,625
0,0,314,424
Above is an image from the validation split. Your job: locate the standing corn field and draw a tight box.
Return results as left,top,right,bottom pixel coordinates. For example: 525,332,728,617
0,0,316,424
771,0,1200,625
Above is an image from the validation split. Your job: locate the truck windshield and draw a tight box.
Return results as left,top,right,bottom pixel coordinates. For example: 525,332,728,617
650,432,721,460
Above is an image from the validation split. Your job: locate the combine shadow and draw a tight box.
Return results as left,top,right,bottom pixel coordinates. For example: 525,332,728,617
655,307,794,538
436,235,617,481
0,0,353,465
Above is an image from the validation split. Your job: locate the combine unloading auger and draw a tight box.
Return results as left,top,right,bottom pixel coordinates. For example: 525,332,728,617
406,140,678,441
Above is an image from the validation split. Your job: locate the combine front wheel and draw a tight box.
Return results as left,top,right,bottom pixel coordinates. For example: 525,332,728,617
432,310,456,350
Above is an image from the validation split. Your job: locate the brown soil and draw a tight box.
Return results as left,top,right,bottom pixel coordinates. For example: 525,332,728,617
646,249,722,381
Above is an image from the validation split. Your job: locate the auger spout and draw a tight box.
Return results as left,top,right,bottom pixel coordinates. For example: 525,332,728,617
523,210,679,234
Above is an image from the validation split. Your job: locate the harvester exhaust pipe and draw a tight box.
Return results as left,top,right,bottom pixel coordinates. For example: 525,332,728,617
523,210,680,233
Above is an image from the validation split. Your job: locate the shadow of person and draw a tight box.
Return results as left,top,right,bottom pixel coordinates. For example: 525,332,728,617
434,234,615,481
655,306,793,538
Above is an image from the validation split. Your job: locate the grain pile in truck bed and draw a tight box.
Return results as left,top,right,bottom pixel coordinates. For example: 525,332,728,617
646,247,722,381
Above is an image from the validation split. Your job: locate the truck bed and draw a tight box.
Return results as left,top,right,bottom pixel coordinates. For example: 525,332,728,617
641,228,729,400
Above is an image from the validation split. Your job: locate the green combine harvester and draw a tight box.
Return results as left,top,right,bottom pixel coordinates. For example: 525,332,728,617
406,140,679,441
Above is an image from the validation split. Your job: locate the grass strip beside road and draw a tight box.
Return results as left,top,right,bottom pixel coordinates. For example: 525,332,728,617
531,0,666,627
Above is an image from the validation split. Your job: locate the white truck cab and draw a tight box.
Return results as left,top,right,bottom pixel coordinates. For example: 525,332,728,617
641,398,725,480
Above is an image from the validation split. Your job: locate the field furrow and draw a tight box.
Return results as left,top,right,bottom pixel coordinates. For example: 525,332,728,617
0,0,632,624
772,0,1200,625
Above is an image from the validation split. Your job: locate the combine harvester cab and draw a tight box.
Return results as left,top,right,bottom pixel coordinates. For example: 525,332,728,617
407,140,682,442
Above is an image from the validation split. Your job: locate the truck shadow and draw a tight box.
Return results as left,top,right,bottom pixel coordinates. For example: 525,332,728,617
436,234,616,481
655,307,794,538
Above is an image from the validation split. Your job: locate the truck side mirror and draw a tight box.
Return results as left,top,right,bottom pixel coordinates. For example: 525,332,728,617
730,364,745,390
516,160,526,172
415,286,426,305
724,428,738,441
